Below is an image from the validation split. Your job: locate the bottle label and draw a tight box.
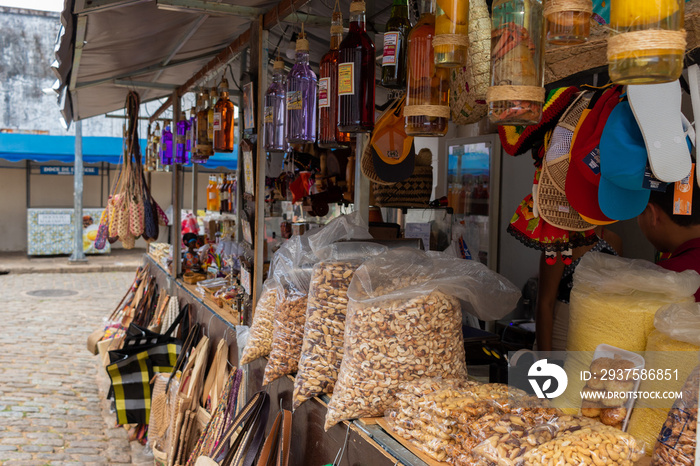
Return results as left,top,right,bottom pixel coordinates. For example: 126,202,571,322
209,192,216,200
213,112,222,131
338,63,355,96
264,106,274,123
382,32,399,66
318,77,330,108
286,91,303,111
176,135,185,145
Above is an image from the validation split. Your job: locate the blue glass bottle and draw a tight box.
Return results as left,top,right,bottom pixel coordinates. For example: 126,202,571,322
160,124,173,165
175,112,189,164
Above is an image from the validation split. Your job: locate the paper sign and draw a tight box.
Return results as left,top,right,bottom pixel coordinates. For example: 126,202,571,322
582,148,601,175
241,266,252,296
643,163,669,192
405,222,431,251
673,164,694,216
37,213,71,226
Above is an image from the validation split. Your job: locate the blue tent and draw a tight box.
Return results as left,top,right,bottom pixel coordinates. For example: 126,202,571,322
0,133,238,170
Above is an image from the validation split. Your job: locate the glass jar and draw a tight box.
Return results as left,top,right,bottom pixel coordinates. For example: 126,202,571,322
434,0,469,67
405,0,450,136
608,0,685,85
488,0,546,126
545,0,592,45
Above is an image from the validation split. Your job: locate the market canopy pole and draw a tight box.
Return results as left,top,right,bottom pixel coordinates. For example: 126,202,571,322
69,120,87,263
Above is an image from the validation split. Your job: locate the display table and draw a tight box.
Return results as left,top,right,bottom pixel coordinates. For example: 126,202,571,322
144,254,431,466
27,208,110,255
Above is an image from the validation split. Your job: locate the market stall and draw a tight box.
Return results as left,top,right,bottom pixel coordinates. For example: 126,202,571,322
62,0,700,464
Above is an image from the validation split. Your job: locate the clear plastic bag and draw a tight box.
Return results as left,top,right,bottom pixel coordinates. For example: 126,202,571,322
651,363,699,465
654,302,700,346
293,242,388,409
238,280,278,365
325,250,520,429
522,423,644,466
568,253,700,353
264,214,373,386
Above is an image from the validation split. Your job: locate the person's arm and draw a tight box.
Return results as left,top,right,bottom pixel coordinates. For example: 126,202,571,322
536,252,565,352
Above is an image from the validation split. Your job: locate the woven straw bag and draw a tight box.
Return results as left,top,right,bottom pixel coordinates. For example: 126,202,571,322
130,195,145,237
108,194,121,238
449,0,491,125
373,164,433,208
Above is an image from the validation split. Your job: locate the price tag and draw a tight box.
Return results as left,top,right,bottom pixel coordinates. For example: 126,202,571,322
241,267,252,296
405,222,431,251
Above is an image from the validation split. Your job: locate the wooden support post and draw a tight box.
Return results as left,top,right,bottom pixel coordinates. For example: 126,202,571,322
172,92,182,279
251,17,268,310
354,133,370,225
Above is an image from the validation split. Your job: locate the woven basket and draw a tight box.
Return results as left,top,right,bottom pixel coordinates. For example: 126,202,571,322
449,0,491,125
373,165,433,208
153,446,167,466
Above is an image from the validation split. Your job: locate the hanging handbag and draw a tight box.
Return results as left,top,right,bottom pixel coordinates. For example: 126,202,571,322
194,391,270,466
105,305,187,425
255,409,292,466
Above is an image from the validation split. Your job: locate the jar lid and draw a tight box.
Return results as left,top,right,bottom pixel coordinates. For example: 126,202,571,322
273,60,285,70
350,1,365,13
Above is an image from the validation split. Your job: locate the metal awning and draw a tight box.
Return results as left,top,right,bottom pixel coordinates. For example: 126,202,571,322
54,0,396,126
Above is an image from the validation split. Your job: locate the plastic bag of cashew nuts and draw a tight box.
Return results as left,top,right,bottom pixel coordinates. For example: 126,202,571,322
324,248,521,430
522,423,644,466
651,362,699,465
292,242,388,410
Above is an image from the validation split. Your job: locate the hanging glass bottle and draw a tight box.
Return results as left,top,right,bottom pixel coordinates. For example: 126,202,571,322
213,78,235,152
434,0,469,67
544,0,592,45
186,106,196,163
286,26,317,144
338,1,376,133
160,124,173,166
208,88,218,143
319,11,351,148
381,0,411,88
487,0,546,126
175,112,189,164
194,90,213,163
405,0,450,136
264,59,287,152
608,0,685,84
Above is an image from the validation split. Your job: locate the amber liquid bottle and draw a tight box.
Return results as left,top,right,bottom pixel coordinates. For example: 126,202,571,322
338,0,376,133
194,90,213,162
213,79,235,152
405,0,449,136
381,0,411,88
319,12,351,148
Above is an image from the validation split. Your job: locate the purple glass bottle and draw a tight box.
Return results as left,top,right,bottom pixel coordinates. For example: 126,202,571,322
286,30,317,144
160,125,173,165
186,107,196,163
175,112,189,164
264,59,287,152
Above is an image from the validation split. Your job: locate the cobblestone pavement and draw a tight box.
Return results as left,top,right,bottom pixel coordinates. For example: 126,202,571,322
0,271,152,465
